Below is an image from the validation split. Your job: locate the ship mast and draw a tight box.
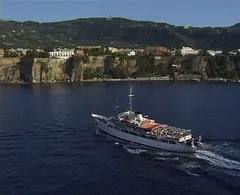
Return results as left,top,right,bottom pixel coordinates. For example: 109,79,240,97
129,85,134,113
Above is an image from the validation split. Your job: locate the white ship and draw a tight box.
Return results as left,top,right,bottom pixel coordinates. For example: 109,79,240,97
92,86,203,153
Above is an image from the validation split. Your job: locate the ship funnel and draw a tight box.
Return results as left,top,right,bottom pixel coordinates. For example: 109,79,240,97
136,113,143,121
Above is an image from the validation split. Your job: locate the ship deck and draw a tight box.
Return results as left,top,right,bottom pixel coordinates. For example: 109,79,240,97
152,126,191,140
139,121,191,141
140,122,167,130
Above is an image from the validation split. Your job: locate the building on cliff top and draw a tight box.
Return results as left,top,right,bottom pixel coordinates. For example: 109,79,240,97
49,50,74,60
181,47,199,56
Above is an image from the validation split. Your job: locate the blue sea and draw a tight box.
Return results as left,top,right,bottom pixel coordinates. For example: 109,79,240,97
0,82,240,195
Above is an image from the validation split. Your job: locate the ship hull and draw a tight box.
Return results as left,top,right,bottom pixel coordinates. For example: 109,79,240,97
92,115,198,153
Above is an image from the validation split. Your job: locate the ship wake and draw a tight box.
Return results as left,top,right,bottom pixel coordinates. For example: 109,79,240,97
95,128,240,177
195,150,240,171
122,141,240,177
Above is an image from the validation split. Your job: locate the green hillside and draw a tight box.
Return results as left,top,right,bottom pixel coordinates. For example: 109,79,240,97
0,17,239,49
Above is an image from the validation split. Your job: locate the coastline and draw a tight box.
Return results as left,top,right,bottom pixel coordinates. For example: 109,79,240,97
1,77,240,85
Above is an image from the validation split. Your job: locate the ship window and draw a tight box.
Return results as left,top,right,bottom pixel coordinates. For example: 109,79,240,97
99,118,107,124
139,134,146,138
108,125,113,128
159,139,168,143
169,140,176,144
131,132,137,135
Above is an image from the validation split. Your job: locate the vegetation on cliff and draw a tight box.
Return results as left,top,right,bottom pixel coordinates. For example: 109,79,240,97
1,52,240,83
80,53,240,80
0,17,239,49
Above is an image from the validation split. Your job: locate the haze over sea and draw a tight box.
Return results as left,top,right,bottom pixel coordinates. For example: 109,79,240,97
0,82,240,195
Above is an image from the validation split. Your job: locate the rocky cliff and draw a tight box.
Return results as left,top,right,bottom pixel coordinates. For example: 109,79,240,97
0,56,107,83
0,54,239,83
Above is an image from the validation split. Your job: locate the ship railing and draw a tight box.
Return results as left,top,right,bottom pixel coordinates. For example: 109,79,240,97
167,126,191,133
94,115,108,121
160,127,191,136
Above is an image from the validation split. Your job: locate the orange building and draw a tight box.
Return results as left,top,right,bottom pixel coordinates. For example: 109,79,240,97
145,46,168,55
74,49,85,56
0,49,4,57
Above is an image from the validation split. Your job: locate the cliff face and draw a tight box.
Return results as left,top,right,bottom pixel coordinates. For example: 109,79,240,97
32,58,65,83
0,58,21,81
0,54,239,83
0,56,107,83
179,55,207,74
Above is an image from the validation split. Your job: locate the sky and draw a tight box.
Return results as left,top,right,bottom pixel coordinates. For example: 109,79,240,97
1,0,239,27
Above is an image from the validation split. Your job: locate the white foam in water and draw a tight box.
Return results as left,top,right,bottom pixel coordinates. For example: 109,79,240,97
212,143,240,156
195,150,240,171
177,161,202,177
181,161,201,169
154,151,182,161
155,156,179,161
223,170,240,177
124,146,147,154
156,151,173,156
186,172,200,177
95,129,100,135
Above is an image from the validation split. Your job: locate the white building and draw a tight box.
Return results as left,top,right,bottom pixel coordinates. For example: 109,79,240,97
207,50,217,56
108,47,118,53
181,47,199,56
172,64,181,68
49,50,74,60
170,50,176,56
215,50,222,55
127,50,135,56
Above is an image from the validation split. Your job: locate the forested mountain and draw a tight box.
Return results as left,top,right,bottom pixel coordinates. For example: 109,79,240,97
0,17,239,49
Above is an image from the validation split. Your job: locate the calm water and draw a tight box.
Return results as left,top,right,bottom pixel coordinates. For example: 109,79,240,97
0,82,240,195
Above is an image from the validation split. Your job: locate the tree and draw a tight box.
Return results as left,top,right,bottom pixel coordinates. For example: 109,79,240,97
206,57,218,77
198,49,210,56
